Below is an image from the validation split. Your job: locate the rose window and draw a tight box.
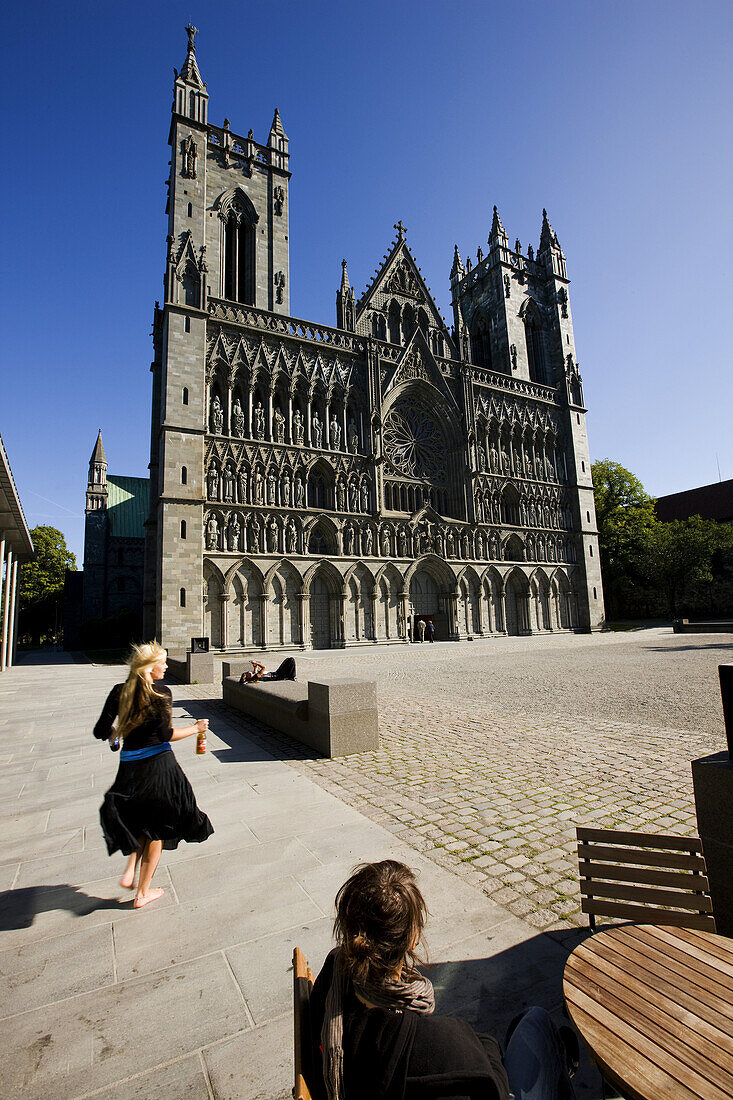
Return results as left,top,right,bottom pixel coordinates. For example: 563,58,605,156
383,403,446,481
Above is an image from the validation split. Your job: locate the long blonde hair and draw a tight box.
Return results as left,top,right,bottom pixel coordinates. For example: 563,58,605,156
116,641,169,741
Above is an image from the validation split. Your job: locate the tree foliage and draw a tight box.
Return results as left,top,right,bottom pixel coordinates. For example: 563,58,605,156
19,526,76,608
592,460,733,619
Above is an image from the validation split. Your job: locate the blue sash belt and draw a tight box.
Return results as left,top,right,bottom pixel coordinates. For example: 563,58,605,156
120,742,172,762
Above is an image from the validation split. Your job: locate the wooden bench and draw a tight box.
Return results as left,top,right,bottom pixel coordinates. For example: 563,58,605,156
576,826,716,931
292,946,314,1100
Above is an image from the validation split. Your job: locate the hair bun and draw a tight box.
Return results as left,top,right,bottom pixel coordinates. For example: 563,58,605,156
350,931,371,957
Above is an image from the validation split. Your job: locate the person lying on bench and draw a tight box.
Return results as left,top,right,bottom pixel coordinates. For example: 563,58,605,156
309,860,578,1100
239,657,296,683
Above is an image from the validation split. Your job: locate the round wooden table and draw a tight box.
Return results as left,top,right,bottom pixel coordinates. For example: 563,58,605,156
563,924,733,1100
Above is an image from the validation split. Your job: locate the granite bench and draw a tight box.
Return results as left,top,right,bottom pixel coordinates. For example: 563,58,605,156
221,662,378,757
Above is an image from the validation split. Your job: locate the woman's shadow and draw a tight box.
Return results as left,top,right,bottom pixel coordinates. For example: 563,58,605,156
0,885,130,931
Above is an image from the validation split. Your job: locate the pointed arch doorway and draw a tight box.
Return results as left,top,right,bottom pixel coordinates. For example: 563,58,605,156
408,567,446,641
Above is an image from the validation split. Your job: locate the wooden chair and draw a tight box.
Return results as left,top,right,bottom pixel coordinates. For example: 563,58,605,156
576,826,716,931
292,946,315,1100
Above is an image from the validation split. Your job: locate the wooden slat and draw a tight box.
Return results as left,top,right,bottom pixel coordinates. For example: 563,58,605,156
580,899,715,929
676,926,733,964
579,880,714,913
578,843,706,871
632,926,733,984
594,928,733,1008
567,958,733,1092
587,936,733,1031
564,979,733,1100
569,938,733,1060
577,827,704,852
578,861,710,891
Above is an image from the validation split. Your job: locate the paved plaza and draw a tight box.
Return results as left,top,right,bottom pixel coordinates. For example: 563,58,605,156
0,628,728,1098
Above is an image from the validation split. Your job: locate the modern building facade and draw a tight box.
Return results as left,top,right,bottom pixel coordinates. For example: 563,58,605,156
144,27,605,655
0,432,34,670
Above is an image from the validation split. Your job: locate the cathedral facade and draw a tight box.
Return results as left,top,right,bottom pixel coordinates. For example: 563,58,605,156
143,28,605,655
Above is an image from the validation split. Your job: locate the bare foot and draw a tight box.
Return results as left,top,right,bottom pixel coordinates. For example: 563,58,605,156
119,872,136,890
133,888,164,909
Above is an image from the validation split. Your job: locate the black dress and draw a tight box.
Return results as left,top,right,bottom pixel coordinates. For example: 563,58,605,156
94,683,214,856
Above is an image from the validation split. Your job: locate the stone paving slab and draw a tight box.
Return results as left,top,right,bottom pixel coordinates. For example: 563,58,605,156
2,654,585,1099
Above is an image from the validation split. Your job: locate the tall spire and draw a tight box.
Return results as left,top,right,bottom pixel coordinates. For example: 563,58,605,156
268,107,289,167
89,429,106,467
173,25,208,123
336,259,356,331
86,430,108,513
539,208,562,254
489,205,508,246
450,245,465,281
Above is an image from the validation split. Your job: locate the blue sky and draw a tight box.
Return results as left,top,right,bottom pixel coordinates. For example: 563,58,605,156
3,1,732,561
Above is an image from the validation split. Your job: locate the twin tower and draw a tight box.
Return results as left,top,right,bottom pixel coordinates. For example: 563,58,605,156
143,27,604,654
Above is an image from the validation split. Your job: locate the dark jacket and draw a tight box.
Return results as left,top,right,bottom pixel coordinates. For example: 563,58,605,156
309,951,510,1100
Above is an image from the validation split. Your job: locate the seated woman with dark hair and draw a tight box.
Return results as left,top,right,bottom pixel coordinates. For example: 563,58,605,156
310,860,577,1100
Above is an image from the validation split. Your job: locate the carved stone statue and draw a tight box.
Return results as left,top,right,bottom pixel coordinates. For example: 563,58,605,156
211,394,224,435
254,469,264,504
348,418,359,454
282,473,291,507
475,495,483,523
363,526,373,555
446,530,455,557
286,522,297,554
274,408,285,443
267,472,276,505
478,446,487,472
294,476,304,507
501,446,510,474
330,415,341,450
232,398,245,437
381,528,390,556
398,528,407,556
490,445,498,473
181,134,198,179
360,483,369,513
293,409,304,444
349,481,358,511
435,529,444,557
250,516,261,552
227,513,241,551
312,412,322,448
238,471,247,504
223,464,235,502
206,514,219,550
344,524,354,555
267,519,278,552
207,466,219,500
254,402,265,440
337,481,346,512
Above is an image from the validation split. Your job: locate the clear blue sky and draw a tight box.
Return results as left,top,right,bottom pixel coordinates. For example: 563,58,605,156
3,1,732,562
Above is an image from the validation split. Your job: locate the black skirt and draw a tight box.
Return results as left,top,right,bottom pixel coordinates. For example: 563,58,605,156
100,750,214,856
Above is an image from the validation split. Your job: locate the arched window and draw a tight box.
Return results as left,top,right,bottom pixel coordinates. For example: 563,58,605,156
308,526,329,554
181,520,187,540
470,313,493,370
308,470,327,509
220,192,257,305
402,305,415,343
180,587,187,607
187,202,193,217
417,308,429,336
388,301,401,345
181,466,188,485
525,311,547,384
188,91,195,118
182,387,189,405
501,485,520,526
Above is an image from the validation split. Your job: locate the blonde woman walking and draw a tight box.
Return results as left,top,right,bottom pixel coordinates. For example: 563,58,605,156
94,642,213,909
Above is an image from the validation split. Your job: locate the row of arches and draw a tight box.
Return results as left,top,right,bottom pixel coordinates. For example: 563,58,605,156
206,457,372,513
202,558,578,650
474,484,570,530
203,508,575,564
369,299,446,357
474,419,565,482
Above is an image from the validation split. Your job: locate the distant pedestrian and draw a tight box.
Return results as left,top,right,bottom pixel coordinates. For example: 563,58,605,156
94,642,213,909
426,620,435,643
418,619,426,642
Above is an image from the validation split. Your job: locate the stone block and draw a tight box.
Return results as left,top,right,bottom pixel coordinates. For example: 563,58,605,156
308,679,379,756
692,750,733,936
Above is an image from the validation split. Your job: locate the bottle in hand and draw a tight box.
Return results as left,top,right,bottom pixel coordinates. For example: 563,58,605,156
196,728,207,754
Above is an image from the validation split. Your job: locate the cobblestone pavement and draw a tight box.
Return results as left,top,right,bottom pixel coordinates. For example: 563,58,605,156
182,627,732,932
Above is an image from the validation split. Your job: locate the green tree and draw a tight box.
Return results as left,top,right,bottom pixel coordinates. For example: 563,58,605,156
591,459,658,617
641,516,733,617
19,526,76,645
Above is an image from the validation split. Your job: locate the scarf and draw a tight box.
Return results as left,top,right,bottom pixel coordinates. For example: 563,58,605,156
321,948,435,1100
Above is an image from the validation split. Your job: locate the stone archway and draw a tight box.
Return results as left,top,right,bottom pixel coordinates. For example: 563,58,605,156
504,570,530,636
409,567,444,640
310,576,331,649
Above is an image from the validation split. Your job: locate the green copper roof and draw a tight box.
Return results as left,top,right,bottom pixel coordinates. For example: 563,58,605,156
106,475,149,539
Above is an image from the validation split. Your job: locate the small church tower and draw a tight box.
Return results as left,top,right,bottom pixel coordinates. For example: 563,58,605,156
336,260,356,331
86,430,108,513
83,430,109,622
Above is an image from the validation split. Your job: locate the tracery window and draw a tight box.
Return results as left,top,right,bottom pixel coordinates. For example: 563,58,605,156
470,313,493,370
220,192,256,305
525,312,548,384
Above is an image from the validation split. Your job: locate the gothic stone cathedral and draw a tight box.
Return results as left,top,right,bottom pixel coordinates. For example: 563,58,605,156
143,27,605,654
